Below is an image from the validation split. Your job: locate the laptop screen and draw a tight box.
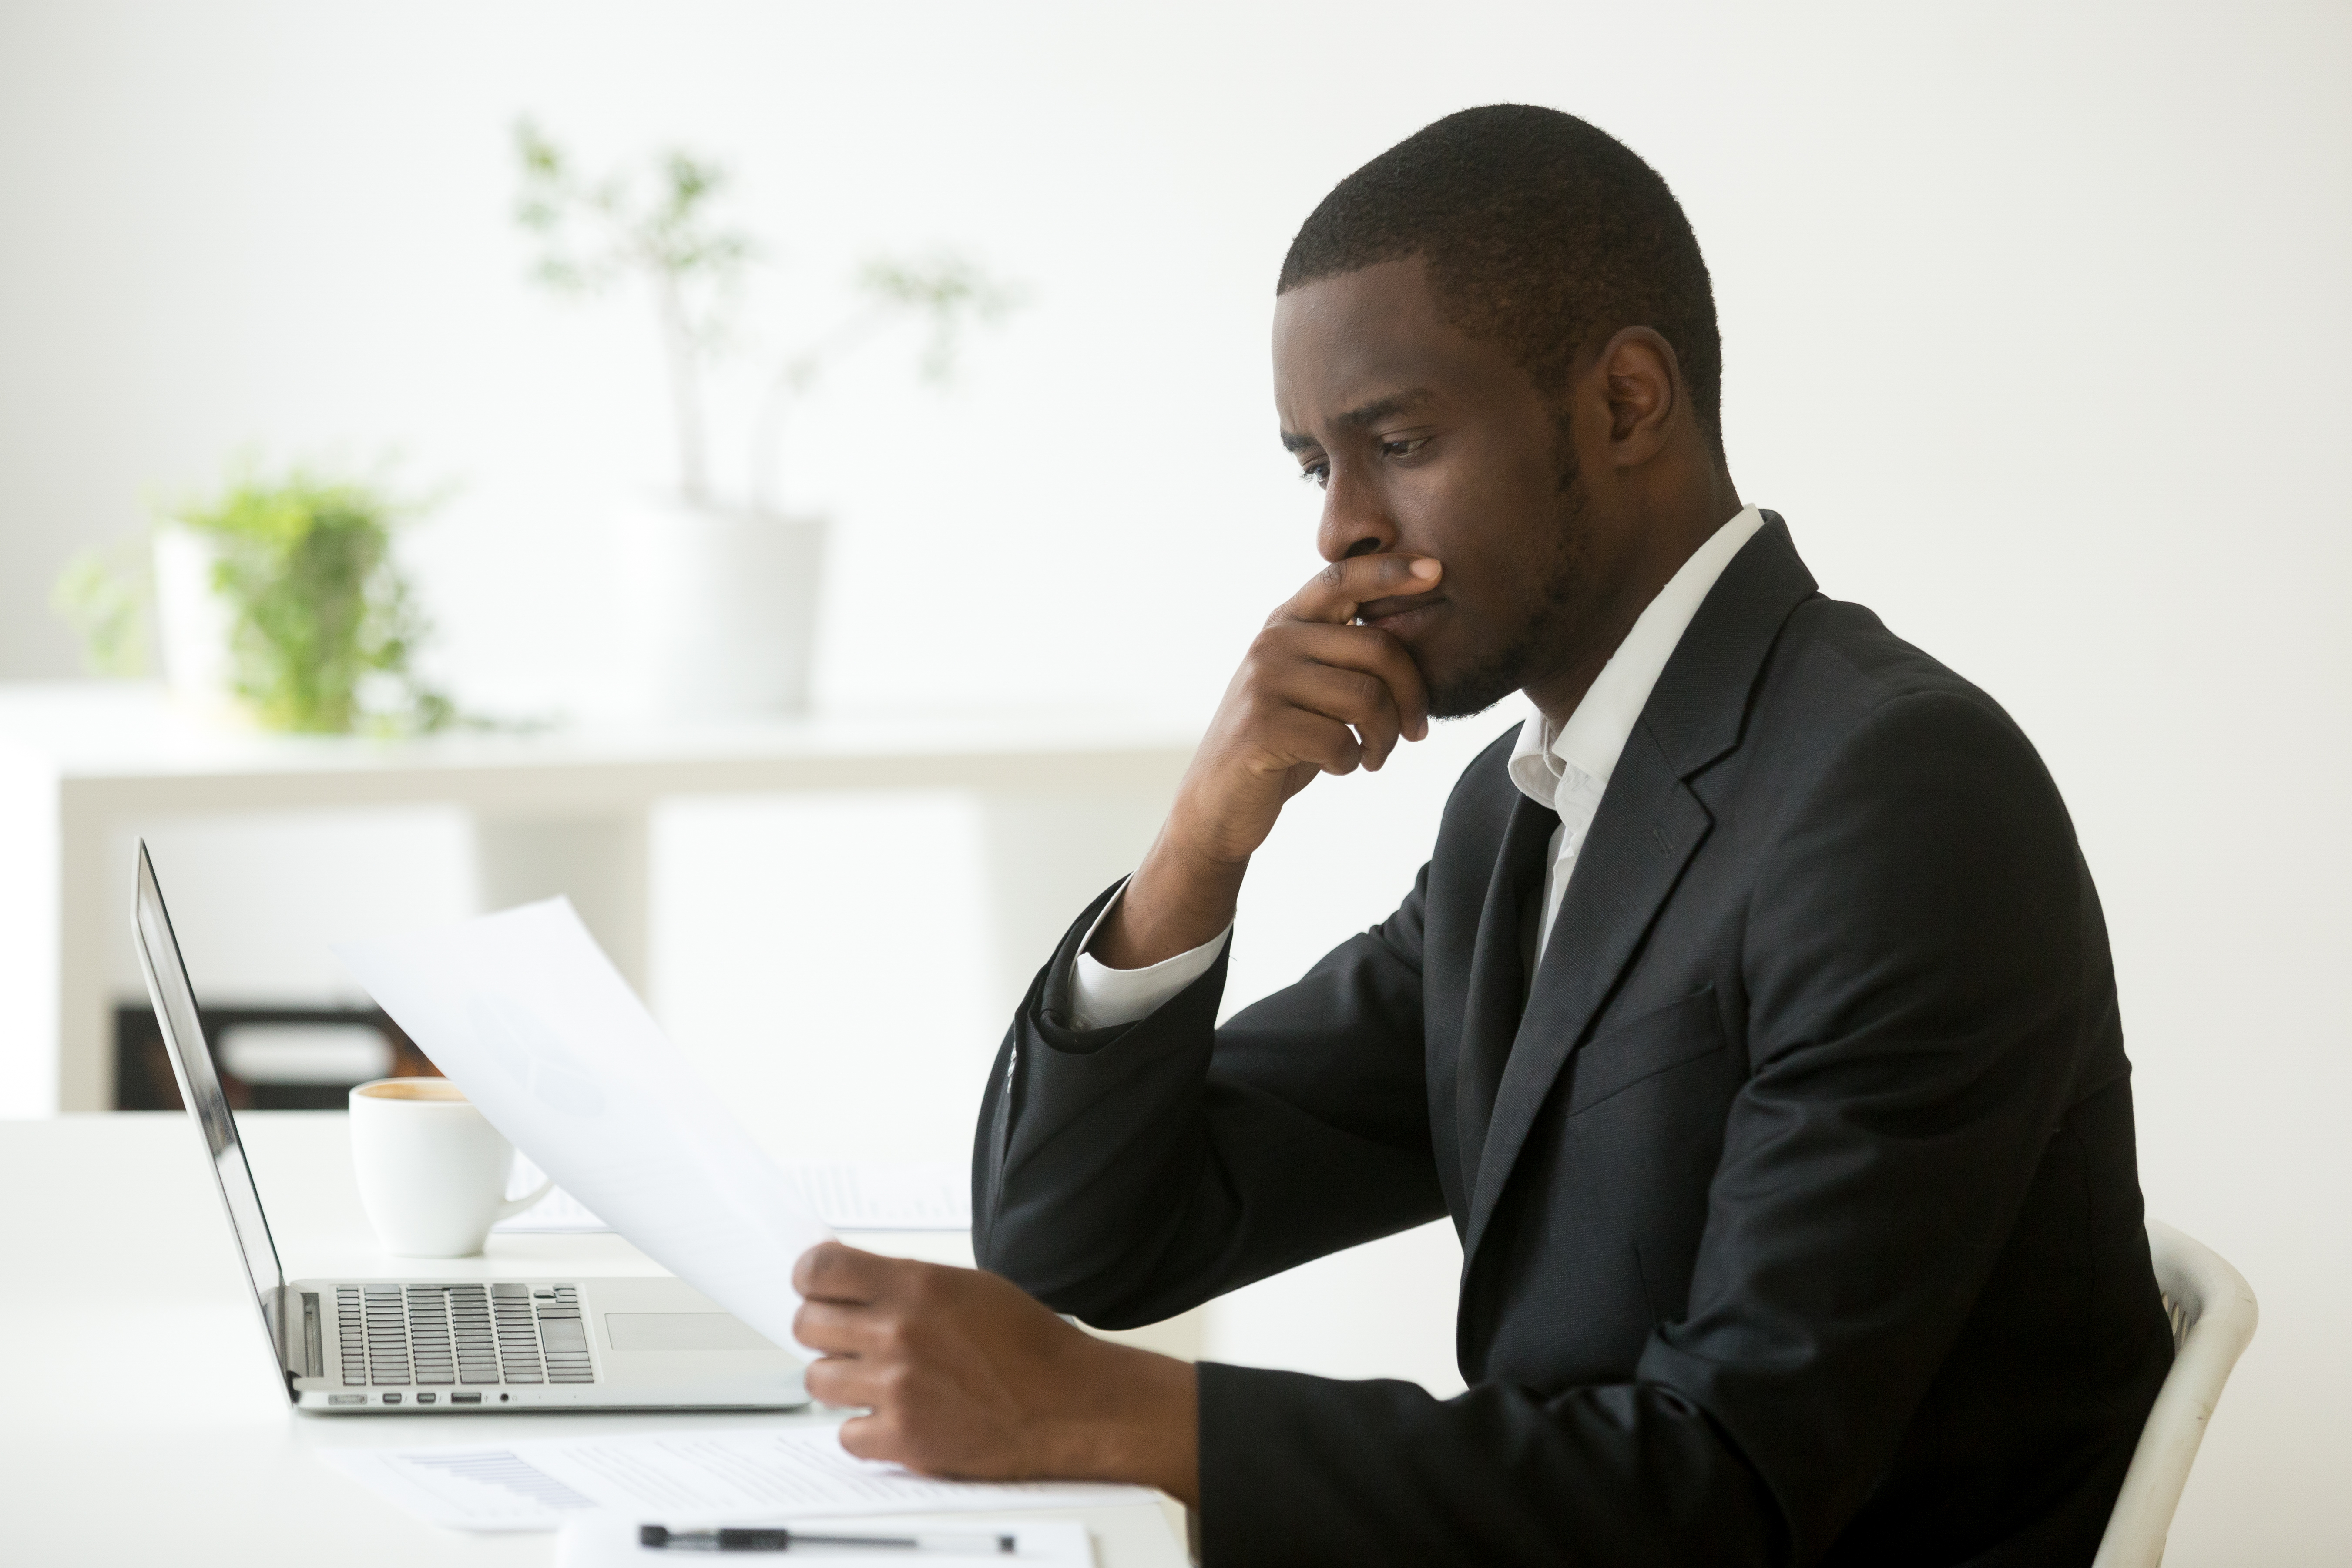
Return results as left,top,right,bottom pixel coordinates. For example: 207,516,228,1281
132,842,289,1371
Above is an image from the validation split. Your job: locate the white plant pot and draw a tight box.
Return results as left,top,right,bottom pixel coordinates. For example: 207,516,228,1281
151,524,246,723
607,496,826,720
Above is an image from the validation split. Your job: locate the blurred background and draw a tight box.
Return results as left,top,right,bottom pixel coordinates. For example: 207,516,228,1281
2,1,2345,1558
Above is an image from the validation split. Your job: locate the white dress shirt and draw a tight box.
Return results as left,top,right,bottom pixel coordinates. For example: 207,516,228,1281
1068,504,1768,1031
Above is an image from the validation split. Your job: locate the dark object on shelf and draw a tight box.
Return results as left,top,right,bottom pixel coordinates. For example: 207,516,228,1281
115,1001,441,1111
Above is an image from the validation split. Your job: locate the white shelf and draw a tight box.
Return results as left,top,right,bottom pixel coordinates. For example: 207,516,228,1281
0,682,1196,1115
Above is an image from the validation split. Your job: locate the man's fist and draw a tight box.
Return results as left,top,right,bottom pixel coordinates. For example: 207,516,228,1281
791,1242,1200,1503
1090,553,1441,970
1179,552,1440,862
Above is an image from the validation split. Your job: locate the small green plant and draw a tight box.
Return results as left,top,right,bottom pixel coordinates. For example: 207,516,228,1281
512,120,1019,511
513,121,750,504
171,467,453,735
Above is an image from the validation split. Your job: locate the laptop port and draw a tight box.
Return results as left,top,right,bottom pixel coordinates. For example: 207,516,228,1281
328,1394,365,1405
416,1392,437,1404
382,1392,402,1404
450,1392,483,1405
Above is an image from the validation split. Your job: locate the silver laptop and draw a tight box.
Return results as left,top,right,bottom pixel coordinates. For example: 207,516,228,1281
132,841,809,1414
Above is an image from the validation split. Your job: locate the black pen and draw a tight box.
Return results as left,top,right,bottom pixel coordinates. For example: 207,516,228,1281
640,1524,1017,1554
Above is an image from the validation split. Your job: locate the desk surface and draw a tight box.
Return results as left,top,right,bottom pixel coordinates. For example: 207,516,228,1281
0,1113,1189,1567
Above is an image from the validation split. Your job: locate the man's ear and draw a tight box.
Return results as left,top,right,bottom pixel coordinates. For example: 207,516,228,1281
1598,327,1682,465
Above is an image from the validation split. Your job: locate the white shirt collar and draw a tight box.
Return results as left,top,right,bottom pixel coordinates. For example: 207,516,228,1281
1507,505,1768,813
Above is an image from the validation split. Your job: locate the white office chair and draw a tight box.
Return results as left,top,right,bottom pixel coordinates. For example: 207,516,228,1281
2090,1220,2259,1568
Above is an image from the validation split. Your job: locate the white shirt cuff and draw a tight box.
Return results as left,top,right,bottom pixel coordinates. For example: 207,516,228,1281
1066,880,1232,1031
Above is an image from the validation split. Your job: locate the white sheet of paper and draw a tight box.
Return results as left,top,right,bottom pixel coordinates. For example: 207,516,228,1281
784,1161,972,1231
555,1515,1090,1567
494,1161,973,1236
335,898,832,1355
323,1424,1157,1533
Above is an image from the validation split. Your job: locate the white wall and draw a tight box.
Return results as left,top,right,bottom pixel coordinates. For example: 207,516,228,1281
3,2,2348,1558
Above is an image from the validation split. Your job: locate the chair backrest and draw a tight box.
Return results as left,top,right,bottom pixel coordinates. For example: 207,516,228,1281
2090,1220,2258,1568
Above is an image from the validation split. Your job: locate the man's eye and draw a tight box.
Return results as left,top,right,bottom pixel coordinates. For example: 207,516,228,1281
1379,437,1429,459
1298,463,1330,489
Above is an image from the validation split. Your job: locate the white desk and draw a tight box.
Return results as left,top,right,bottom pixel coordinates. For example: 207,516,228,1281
0,1112,1190,1565
0,683,1195,1114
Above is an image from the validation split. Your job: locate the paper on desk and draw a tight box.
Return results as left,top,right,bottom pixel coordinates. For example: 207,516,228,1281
555,1515,1091,1567
323,1423,1156,1533
335,899,832,1356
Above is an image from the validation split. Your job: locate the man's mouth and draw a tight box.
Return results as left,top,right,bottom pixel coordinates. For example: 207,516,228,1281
1357,594,1446,635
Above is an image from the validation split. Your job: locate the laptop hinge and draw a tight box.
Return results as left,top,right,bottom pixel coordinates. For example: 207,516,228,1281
300,1289,324,1380
271,1285,322,1391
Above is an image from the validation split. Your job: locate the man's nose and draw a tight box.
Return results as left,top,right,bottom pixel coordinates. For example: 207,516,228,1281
1316,463,1395,564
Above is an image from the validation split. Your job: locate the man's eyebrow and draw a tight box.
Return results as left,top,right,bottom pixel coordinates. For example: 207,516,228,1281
1338,389,1435,428
1279,389,1437,453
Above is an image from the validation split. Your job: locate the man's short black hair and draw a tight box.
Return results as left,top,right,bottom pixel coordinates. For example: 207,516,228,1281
1279,105,1723,452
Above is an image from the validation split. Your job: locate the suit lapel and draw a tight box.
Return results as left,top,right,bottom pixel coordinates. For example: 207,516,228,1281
1456,514,1820,1275
1461,731,1712,1265
1451,794,1558,1206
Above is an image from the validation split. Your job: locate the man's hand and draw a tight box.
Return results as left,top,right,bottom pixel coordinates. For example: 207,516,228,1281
1092,553,1441,969
791,1242,1200,1505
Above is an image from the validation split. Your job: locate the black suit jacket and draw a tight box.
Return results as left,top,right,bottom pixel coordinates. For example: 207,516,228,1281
973,518,2172,1566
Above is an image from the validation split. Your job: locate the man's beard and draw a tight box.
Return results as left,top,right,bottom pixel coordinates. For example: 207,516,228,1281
1423,437,1592,720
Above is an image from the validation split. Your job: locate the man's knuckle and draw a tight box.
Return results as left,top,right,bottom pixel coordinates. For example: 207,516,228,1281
838,1417,890,1461
808,1241,856,1286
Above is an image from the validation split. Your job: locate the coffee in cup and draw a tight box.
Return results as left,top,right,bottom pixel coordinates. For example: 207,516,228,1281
348,1077,554,1257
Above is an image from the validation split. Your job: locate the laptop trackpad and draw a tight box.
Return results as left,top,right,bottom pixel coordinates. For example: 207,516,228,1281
606,1312,776,1352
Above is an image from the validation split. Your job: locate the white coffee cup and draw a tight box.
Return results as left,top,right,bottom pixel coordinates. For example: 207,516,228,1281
348,1078,554,1258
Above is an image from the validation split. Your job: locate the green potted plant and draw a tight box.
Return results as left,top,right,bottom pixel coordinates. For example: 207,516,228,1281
512,121,1014,719
148,466,453,734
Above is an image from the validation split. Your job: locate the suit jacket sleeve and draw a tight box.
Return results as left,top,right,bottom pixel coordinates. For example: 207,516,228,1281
972,866,1448,1329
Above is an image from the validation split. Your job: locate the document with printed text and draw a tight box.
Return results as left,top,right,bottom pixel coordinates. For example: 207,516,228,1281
324,1423,1157,1533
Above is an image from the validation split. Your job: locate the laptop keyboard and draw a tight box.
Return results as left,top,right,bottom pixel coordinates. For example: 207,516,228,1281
334,1283,596,1388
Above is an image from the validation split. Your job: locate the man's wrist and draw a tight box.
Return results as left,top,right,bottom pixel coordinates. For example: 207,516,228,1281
1048,1339,1200,1505
1093,830,1248,971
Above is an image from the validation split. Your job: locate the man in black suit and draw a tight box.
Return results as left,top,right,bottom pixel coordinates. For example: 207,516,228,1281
791,105,2174,1565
